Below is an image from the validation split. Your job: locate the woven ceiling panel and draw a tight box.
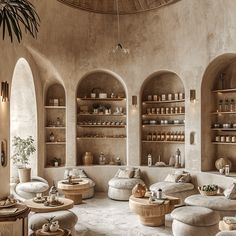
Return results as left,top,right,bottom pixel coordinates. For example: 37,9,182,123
57,0,180,14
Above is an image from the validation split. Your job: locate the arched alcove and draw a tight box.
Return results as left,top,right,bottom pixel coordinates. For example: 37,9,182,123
140,71,185,166
44,83,66,168
201,53,236,172
76,70,127,166
10,58,38,181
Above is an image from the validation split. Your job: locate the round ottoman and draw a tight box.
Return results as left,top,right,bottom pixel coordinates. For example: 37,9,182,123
185,194,236,218
216,231,236,236
15,176,49,200
171,206,220,236
108,178,145,201
29,210,78,236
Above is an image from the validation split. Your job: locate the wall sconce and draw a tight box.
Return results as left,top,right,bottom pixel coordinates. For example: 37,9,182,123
190,89,196,103
1,81,9,102
132,95,137,107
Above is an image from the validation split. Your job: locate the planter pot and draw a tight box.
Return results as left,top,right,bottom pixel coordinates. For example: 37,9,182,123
18,168,31,183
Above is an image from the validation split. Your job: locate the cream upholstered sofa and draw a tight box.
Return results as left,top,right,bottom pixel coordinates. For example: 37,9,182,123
108,167,145,201
11,176,49,201
150,171,197,205
64,168,95,199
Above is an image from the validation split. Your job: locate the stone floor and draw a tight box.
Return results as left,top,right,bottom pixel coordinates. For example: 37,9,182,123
70,193,173,236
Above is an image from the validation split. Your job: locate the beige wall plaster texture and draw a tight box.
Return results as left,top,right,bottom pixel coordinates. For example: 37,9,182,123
1,0,236,195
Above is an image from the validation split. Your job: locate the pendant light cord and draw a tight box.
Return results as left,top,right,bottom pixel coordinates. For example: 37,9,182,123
116,0,120,44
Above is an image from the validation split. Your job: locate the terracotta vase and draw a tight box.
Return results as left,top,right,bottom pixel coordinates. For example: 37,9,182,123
82,152,93,165
18,168,31,183
132,183,146,198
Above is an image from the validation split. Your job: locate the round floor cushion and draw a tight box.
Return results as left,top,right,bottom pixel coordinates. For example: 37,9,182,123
171,206,220,226
171,206,220,236
16,181,49,194
29,210,78,232
185,194,236,211
108,178,144,190
216,231,236,236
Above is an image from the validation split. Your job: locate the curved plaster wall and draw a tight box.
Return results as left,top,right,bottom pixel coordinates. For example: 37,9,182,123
10,58,38,180
201,53,236,171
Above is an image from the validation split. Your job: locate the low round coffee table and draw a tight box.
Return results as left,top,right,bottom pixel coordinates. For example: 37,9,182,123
58,179,90,204
129,195,180,226
24,197,74,213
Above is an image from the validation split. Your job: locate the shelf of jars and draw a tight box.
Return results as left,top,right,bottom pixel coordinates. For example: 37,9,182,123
141,86,185,166
142,99,185,104
76,76,127,166
45,106,66,109
212,88,236,93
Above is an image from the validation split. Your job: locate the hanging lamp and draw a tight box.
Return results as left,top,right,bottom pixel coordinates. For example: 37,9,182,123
111,0,129,55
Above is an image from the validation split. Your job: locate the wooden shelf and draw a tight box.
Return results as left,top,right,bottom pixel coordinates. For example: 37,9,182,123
142,99,185,104
45,165,65,168
212,88,236,93
212,142,236,145
77,98,125,101
77,137,126,140
45,142,66,145
45,127,66,129
142,140,184,144
142,113,185,117
212,111,236,114
211,128,236,131
77,125,126,128
78,113,126,117
142,124,184,127
45,106,66,109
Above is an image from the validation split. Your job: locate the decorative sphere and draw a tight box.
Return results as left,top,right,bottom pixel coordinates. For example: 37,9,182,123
215,157,232,170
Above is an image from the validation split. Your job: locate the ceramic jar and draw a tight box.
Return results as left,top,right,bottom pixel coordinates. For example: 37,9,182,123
82,152,93,165
132,183,146,198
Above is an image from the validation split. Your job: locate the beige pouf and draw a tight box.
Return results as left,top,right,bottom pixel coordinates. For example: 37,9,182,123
29,210,78,236
185,194,236,218
171,206,220,236
216,231,236,236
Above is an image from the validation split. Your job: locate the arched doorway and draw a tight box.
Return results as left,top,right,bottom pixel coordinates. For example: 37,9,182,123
10,58,38,182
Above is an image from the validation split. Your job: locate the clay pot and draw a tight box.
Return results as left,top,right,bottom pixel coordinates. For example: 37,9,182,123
132,183,146,198
18,168,31,183
215,157,232,170
82,152,93,165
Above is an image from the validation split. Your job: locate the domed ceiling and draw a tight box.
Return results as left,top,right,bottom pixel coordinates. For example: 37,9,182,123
57,0,180,14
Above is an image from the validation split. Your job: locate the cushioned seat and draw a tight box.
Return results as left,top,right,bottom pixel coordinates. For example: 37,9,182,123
150,182,196,205
185,194,236,218
216,231,236,236
29,210,78,236
12,176,49,201
171,206,220,236
64,168,95,199
108,168,145,201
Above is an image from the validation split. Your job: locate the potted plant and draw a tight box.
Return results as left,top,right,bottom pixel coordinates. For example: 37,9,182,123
11,136,36,183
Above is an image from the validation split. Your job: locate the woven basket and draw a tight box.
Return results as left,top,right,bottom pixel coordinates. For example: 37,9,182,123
198,187,217,196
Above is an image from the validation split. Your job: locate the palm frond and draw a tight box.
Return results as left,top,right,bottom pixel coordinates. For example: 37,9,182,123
0,0,40,43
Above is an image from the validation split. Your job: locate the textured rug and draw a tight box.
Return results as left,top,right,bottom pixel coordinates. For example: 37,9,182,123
70,193,173,236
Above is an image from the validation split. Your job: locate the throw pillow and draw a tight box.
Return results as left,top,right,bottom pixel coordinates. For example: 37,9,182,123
71,169,87,178
224,183,236,199
178,173,191,183
117,169,134,178
164,173,182,182
133,168,141,179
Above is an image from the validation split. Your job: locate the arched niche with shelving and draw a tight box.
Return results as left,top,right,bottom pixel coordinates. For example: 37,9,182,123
76,70,127,166
140,71,185,167
201,54,236,172
44,83,66,168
